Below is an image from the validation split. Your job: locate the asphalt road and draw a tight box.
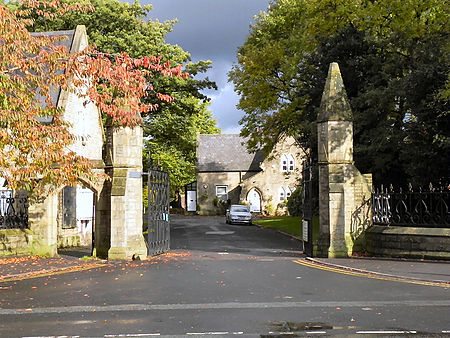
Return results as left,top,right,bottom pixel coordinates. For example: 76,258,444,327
0,215,449,337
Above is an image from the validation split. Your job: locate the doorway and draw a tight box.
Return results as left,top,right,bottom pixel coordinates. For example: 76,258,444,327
58,184,95,257
185,181,197,212
248,188,261,213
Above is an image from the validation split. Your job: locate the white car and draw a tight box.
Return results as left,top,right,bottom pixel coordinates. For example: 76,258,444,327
226,205,252,225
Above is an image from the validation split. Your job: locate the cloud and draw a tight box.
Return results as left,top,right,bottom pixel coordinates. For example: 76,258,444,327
209,83,242,134
146,0,267,61
143,0,270,133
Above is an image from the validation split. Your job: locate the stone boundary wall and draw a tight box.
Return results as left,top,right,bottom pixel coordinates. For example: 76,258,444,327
365,226,450,260
0,229,34,256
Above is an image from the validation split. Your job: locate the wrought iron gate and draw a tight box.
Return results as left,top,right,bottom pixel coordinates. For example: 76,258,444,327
301,159,316,256
147,162,170,256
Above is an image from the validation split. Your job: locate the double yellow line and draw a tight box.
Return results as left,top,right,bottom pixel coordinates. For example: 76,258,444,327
292,259,450,288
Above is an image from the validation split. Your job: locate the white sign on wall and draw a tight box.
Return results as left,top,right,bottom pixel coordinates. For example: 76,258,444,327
302,220,308,242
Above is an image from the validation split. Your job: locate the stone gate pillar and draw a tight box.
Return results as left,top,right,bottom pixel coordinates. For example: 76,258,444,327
317,62,373,258
317,63,356,258
106,125,147,260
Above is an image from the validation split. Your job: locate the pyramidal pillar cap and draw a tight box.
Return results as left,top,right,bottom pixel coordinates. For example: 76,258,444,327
317,62,352,123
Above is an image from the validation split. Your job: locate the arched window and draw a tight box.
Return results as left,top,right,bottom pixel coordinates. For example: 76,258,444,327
280,154,288,172
286,187,292,199
287,154,295,172
279,187,286,202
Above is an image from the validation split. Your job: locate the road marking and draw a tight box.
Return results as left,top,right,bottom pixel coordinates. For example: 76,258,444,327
2,300,450,315
268,333,294,335
306,332,327,334
205,231,235,235
292,259,450,288
172,224,201,230
205,225,234,235
104,334,160,337
23,336,80,338
186,333,229,335
356,331,417,334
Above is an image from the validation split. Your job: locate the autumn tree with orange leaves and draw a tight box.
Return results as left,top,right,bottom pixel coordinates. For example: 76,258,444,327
0,0,187,197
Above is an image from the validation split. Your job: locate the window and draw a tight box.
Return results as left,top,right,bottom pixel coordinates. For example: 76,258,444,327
230,205,250,213
62,186,77,229
287,155,295,172
280,154,288,172
286,187,292,199
279,187,285,202
216,185,228,201
280,154,295,173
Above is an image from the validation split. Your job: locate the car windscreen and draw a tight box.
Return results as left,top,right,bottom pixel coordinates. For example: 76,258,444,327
231,207,249,213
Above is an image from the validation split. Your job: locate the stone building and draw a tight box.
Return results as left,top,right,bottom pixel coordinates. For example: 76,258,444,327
0,26,146,260
195,134,305,215
52,26,105,250
0,26,104,256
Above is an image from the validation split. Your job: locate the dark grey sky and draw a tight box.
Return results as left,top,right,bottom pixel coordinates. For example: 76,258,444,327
144,0,271,133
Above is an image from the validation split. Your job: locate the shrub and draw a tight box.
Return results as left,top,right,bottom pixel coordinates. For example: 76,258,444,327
287,186,303,217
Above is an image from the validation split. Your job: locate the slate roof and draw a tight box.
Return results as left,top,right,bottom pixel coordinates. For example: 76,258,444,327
30,30,76,107
197,134,264,172
31,29,76,50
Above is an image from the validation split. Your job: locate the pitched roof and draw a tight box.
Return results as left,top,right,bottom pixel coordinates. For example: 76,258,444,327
28,30,75,112
31,29,76,51
31,27,87,110
197,134,264,172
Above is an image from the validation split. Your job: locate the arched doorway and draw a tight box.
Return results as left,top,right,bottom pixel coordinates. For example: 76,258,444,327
248,188,261,213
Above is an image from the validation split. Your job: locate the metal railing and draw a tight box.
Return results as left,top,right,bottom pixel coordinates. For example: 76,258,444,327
372,184,449,228
0,190,29,229
351,197,372,238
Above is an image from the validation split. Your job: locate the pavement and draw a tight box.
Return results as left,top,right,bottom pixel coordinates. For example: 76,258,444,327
0,248,108,283
0,248,449,286
307,256,450,284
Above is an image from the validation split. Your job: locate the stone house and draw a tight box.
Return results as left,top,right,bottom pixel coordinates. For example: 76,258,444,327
195,134,305,215
0,25,106,256
1,25,148,260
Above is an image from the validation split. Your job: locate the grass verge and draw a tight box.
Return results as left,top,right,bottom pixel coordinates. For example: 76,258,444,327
253,216,302,237
253,216,320,240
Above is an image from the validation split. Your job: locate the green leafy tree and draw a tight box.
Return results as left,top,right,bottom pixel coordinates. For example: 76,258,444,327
229,0,449,186
13,0,220,190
